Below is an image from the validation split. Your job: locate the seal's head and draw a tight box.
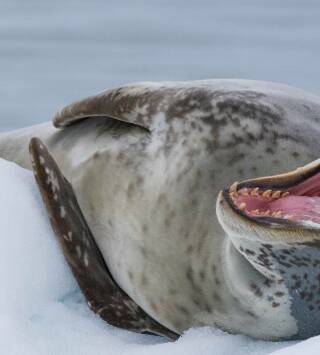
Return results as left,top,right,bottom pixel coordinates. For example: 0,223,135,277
217,159,320,340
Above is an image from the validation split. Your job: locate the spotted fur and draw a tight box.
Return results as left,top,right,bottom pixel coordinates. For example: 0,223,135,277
2,79,320,340
29,137,178,340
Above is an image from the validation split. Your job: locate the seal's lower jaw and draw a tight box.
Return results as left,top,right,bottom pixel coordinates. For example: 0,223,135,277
217,159,320,341
217,159,320,243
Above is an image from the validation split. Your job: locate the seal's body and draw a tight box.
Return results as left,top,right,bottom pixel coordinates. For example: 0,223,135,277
2,80,320,340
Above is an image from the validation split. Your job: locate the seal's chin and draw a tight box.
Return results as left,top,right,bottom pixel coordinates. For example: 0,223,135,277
223,159,320,230
217,159,320,341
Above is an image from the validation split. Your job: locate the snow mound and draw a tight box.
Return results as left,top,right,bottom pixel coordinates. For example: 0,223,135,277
0,158,317,355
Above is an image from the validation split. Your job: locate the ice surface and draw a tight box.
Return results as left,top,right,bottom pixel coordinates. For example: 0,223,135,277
0,158,319,354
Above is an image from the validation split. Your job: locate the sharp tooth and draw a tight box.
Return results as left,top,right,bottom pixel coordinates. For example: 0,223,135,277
272,191,282,198
251,209,260,214
281,192,290,198
230,182,238,193
239,202,246,210
230,191,239,198
239,188,249,196
230,191,237,199
272,211,282,218
284,214,294,220
262,190,272,198
251,187,260,196
263,210,271,216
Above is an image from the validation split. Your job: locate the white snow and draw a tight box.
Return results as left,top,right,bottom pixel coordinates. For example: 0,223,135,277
0,157,319,354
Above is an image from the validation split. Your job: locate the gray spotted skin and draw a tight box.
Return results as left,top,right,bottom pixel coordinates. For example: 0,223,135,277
2,79,320,339
264,244,320,340
226,236,320,340
248,242,320,340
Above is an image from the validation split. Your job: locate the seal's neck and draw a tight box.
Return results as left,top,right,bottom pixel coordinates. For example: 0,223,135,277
224,234,320,340
219,237,298,340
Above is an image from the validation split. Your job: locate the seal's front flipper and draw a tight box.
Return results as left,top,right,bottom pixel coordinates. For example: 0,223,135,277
29,137,178,341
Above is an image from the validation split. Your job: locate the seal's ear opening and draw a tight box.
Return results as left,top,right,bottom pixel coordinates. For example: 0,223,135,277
29,137,179,341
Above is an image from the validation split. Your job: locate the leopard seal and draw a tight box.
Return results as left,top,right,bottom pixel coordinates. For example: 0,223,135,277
2,79,320,340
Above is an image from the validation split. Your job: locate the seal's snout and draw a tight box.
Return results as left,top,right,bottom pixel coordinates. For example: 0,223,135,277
217,162,320,341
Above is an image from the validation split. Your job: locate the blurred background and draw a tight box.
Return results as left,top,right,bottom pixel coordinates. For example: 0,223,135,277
1,0,320,131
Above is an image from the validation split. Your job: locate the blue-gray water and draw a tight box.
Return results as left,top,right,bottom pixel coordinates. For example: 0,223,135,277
1,0,320,131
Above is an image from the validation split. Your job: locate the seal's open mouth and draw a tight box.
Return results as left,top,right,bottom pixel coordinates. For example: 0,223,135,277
224,160,320,226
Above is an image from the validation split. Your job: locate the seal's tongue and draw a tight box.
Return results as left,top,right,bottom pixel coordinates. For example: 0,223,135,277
266,196,320,223
232,171,320,224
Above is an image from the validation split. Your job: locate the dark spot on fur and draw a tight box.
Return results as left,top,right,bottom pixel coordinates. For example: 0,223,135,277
245,249,256,256
237,168,244,176
141,274,148,286
136,176,144,186
191,198,198,207
246,310,256,318
191,297,200,306
186,244,194,254
274,291,285,297
264,279,274,287
164,217,171,227
194,230,208,255
250,282,258,290
140,246,147,257
299,291,306,300
227,152,245,166
157,193,167,204
213,292,221,302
